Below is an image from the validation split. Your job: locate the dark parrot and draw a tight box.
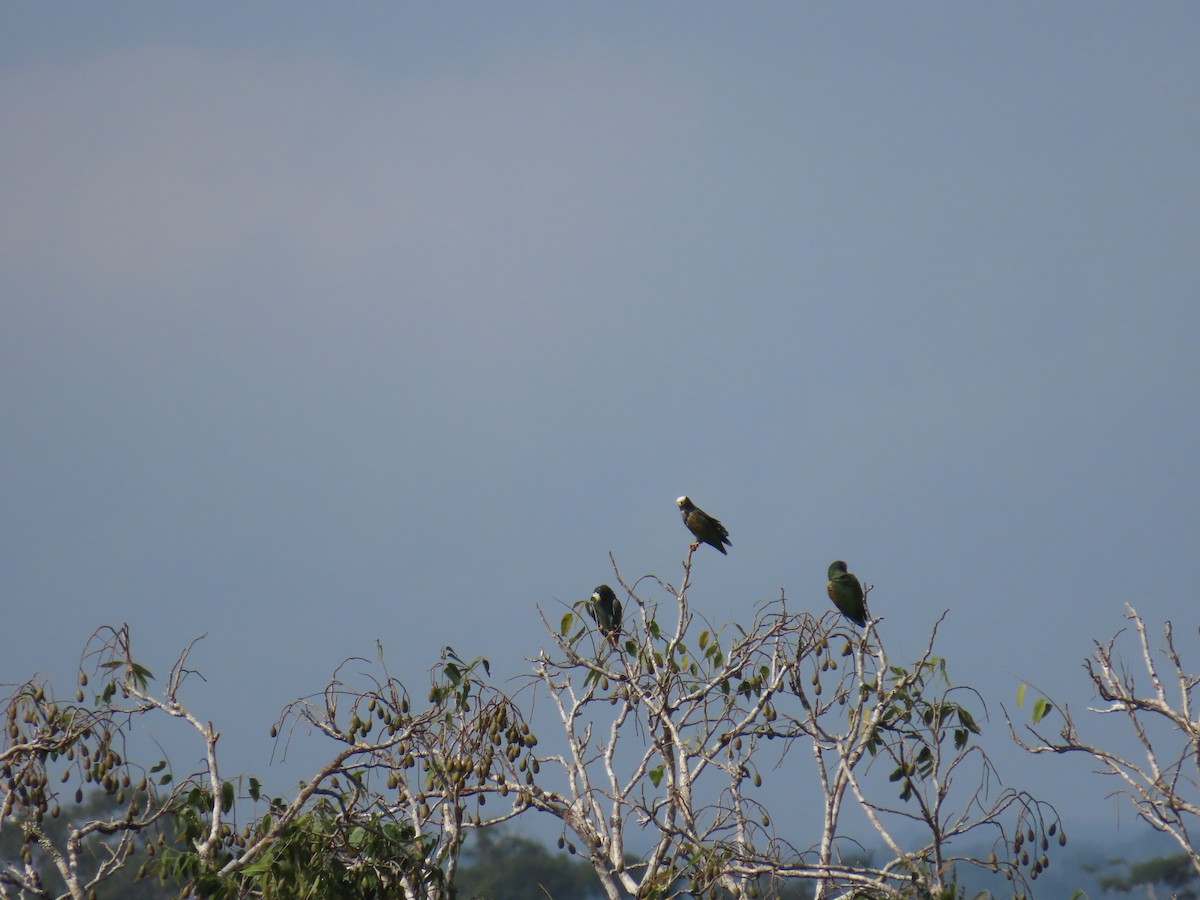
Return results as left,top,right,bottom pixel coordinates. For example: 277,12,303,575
826,560,866,626
588,584,623,647
676,496,732,555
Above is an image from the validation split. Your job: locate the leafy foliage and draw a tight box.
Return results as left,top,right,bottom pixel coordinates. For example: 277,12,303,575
455,826,603,899
162,793,439,899
1097,853,1200,899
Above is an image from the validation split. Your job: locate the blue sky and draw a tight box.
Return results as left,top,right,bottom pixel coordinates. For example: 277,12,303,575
3,2,1199,851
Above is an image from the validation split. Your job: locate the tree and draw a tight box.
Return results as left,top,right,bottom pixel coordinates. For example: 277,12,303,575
1011,603,1200,883
1,626,193,899
521,551,1060,898
4,556,1066,899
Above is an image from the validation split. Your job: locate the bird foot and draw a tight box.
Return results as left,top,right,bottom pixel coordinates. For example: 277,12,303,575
689,542,700,551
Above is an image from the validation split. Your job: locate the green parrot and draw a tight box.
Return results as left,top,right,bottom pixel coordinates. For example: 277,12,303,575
676,496,732,555
588,584,622,647
826,560,866,626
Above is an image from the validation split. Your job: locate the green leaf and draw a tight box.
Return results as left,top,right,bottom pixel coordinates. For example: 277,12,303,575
221,780,234,813
699,630,709,650
954,728,969,750
242,856,273,877
648,764,665,788
560,612,574,636
249,777,261,801
957,707,980,733
1016,682,1027,707
1032,697,1053,724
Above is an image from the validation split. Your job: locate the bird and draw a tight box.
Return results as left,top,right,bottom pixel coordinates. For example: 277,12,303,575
588,584,622,647
826,560,866,626
676,496,732,555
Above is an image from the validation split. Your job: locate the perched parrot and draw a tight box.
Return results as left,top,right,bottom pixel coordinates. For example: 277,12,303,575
826,560,866,626
588,584,622,647
676,496,732,555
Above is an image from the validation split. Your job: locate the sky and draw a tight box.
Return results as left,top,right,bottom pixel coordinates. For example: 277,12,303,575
3,1,1199,859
